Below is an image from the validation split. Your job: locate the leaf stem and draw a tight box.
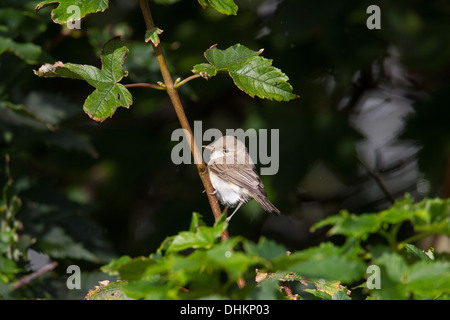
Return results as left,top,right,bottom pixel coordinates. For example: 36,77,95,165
137,0,227,240
400,232,433,248
174,74,202,88
12,261,58,290
124,82,166,90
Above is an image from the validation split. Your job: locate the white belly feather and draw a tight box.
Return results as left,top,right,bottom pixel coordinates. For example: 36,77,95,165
209,174,250,207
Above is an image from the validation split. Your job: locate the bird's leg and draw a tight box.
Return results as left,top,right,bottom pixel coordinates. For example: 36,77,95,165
226,202,243,222
202,189,217,195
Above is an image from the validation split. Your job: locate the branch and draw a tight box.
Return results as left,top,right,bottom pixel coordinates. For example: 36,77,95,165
357,157,395,205
137,0,227,240
124,82,166,90
12,261,58,290
174,74,202,88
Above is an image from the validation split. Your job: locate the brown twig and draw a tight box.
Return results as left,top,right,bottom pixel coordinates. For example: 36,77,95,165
124,82,166,90
137,0,227,240
174,74,202,88
12,261,58,290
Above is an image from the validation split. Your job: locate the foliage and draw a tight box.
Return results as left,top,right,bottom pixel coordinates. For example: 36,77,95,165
193,44,297,101
0,0,449,301
98,195,450,300
34,37,133,122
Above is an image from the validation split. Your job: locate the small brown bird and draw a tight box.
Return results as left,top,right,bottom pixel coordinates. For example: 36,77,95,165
203,136,280,222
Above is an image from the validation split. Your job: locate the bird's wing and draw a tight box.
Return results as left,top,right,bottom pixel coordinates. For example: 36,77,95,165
208,161,267,197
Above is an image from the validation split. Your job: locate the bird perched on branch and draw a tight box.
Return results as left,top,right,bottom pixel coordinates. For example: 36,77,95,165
203,136,280,222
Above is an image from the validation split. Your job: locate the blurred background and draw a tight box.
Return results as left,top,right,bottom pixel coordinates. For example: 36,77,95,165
0,0,449,298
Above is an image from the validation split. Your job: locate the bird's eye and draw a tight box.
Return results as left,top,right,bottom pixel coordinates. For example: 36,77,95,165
223,148,229,154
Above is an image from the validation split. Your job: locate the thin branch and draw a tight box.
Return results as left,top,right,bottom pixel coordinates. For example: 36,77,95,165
137,0,226,239
174,74,202,88
401,232,434,247
357,158,395,205
124,82,166,90
12,261,58,290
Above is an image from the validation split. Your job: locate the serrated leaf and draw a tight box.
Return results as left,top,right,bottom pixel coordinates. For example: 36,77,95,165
36,0,109,24
331,288,352,300
375,252,408,282
205,44,260,70
100,255,132,276
85,281,132,300
407,261,450,296
144,27,163,47
243,236,288,260
39,226,98,262
197,0,238,15
405,244,433,262
34,37,132,122
304,288,332,300
229,56,297,101
311,194,450,241
192,63,217,79
197,44,298,101
160,213,227,254
273,242,366,283
311,210,381,240
206,238,254,280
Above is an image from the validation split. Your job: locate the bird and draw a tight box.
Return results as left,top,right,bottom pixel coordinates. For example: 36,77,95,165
203,135,280,222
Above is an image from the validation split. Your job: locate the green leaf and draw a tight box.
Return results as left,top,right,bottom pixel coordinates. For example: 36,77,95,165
304,289,331,300
34,37,132,122
407,261,450,297
331,288,352,300
194,44,298,101
189,212,206,232
122,279,176,299
144,27,163,47
375,252,408,283
38,226,98,262
35,0,109,24
197,0,238,15
404,244,433,262
192,63,217,79
229,56,297,101
114,256,159,281
85,280,132,300
273,242,366,283
101,255,132,276
311,194,450,242
243,236,288,260
205,238,255,280
164,228,216,253
311,210,381,240
0,36,50,65
251,276,284,300
204,44,260,70
159,213,227,254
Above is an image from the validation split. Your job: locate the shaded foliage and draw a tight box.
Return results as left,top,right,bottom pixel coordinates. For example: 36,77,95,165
0,0,449,299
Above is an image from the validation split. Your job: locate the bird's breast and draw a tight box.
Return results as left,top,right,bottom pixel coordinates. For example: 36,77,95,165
209,173,250,207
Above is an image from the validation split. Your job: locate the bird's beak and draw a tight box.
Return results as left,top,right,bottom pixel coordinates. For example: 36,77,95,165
202,145,213,150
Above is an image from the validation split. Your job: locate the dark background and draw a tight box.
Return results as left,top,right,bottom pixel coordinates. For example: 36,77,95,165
1,0,449,298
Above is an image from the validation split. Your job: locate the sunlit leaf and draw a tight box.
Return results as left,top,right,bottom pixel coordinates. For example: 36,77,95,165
197,0,238,15
144,27,163,47
34,37,132,122
85,280,132,300
193,44,298,101
35,0,109,24
273,242,366,283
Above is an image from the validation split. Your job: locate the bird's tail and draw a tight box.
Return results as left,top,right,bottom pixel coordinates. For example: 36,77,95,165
254,196,280,215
